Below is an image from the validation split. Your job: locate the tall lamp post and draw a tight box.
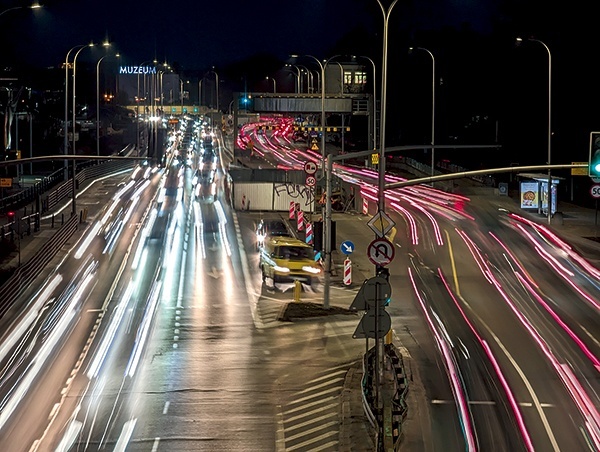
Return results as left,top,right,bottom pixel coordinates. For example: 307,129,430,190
96,53,119,157
376,0,399,212
64,44,88,181
517,36,552,224
409,46,436,182
285,64,302,92
71,42,98,215
266,76,276,93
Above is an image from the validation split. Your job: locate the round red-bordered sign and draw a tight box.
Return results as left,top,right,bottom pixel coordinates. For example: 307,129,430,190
367,238,395,266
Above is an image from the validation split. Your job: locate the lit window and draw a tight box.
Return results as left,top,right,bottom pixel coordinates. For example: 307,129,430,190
354,71,367,84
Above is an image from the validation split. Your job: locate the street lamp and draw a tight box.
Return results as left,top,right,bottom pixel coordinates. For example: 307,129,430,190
285,64,301,92
71,42,98,215
376,0,399,212
0,2,41,17
409,46,436,182
517,36,552,224
64,44,89,181
96,52,118,157
266,76,276,93
205,68,219,112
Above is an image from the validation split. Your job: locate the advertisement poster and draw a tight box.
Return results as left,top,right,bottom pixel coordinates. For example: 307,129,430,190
520,181,539,208
540,182,557,215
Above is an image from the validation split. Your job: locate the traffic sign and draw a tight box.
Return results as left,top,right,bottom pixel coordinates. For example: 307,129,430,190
0,178,12,188
340,240,355,255
367,238,395,266
367,211,395,238
591,185,600,198
304,161,317,175
352,310,391,339
305,175,316,187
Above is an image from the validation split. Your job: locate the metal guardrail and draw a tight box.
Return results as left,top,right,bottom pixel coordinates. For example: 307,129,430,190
361,344,410,451
0,213,78,320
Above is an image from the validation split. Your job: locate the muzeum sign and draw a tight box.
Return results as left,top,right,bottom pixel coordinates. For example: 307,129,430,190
118,65,157,75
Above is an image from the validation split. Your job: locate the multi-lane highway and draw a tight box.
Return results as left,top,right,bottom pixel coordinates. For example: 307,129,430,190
0,114,598,451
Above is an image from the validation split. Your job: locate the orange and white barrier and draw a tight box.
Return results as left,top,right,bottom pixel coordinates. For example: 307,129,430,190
362,198,368,215
289,201,295,219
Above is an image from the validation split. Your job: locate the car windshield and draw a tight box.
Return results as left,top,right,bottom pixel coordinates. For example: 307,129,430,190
259,221,289,236
274,246,312,260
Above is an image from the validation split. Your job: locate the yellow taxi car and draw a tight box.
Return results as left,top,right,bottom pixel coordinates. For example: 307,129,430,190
259,237,322,286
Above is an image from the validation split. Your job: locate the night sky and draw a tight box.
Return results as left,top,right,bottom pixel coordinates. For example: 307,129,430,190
2,0,600,203
3,0,506,70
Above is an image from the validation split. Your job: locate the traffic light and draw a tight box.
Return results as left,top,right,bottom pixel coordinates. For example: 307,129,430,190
589,131,600,178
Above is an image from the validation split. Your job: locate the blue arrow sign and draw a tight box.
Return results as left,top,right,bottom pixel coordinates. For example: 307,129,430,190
341,240,355,255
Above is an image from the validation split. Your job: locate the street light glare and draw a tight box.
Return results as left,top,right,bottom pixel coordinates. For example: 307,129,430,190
30,3,43,9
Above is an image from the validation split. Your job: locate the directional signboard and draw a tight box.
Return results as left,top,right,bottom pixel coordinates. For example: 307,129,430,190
340,240,355,255
367,238,395,266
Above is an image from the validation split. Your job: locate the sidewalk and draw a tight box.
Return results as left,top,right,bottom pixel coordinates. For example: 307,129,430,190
0,172,133,278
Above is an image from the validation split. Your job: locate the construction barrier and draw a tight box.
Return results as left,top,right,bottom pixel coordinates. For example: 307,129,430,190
362,198,368,215
289,201,295,219
305,221,313,244
344,258,352,285
297,210,304,231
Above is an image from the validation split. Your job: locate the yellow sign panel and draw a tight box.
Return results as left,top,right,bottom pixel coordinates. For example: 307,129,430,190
571,162,588,176
0,178,12,188
371,153,379,165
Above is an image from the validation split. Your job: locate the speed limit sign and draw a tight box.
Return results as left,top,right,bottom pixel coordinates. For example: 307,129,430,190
591,185,600,198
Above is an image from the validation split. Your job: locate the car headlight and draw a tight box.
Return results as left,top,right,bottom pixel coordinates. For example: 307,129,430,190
273,265,290,273
302,266,321,274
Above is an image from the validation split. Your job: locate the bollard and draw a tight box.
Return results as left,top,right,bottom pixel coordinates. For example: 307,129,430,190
343,258,352,286
294,279,301,302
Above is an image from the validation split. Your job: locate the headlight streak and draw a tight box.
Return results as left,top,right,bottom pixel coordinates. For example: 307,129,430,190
0,271,94,431
102,221,124,255
74,222,102,260
113,180,135,200
131,208,157,271
0,275,62,367
407,266,478,451
125,281,162,378
460,232,600,446
194,202,206,260
87,281,134,379
113,418,137,452
214,200,232,257
437,268,535,451
162,221,181,298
